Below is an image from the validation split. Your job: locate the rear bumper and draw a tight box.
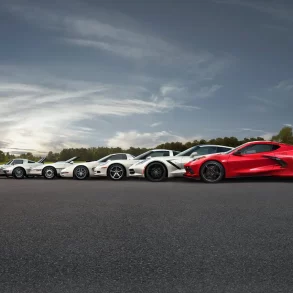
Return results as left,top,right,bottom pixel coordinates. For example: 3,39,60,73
3,170,13,175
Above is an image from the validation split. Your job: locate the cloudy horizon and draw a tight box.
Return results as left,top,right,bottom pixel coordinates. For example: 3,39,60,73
0,0,292,155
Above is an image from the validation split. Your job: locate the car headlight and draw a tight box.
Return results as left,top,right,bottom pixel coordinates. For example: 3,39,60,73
97,162,107,167
134,160,147,165
192,156,206,161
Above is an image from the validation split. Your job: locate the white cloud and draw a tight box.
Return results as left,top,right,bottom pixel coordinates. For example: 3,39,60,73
160,85,185,97
0,80,194,153
283,124,292,127
260,132,274,140
150,122,162,127
240,128,265,133
107,131,201,149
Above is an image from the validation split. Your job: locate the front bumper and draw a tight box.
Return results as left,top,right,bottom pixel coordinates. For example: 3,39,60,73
3,170,13,175
183,166,199,178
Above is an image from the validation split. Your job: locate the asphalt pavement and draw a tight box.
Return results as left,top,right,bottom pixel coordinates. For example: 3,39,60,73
1,176,293,293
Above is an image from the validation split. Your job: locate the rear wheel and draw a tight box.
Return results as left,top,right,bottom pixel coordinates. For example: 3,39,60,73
107,164,126,180
13,167,26,179
200,161,225,183
145,162,167,182
73,166,89,180
43,167,57,179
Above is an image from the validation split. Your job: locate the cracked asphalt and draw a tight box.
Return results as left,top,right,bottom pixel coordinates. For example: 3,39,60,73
1,177,293,293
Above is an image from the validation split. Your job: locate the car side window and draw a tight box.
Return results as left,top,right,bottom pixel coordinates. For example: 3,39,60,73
109,154,127,160
12,160,24,165
240,144,280,154
196,147,218,155
28,161,35,163
217,147,232,152
149,151,170,157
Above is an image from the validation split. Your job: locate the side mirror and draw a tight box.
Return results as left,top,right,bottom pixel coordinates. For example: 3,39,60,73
146,156,152,159
70,161,74,164
107,159,112,162
190,152,198,158
233,150,242,156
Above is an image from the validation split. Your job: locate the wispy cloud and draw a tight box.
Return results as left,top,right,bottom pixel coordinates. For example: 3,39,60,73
248,95,280,108
240,128,265,133
4,0,230,77
212,0,293,22
283,123,292,127
107,130,201,149
0,79,194,153
273,79,293,91
150,122,162,127
261,24,289,32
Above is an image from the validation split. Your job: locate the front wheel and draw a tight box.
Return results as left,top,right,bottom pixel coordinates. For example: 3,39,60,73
13,167,26,179
107,164,126,180
145,162,167,182
43,167,57,179
200,161,225,183
73,166,89,180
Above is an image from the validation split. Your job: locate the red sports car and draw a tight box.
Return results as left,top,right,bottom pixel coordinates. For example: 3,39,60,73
184,141,293,183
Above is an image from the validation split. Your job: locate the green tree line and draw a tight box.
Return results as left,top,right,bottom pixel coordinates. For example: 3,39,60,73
1,126,292,163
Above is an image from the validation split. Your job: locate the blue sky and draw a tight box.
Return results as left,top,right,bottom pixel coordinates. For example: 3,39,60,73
0,0,293,154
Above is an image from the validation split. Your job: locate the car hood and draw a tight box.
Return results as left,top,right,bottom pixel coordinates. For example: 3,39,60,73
2,165,15,171
62,161,99,172
32,162,69,170
0,164,9,170
96,159,139,168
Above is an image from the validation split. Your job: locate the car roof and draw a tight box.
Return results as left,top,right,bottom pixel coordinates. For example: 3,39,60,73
197,145,233,148
240,140,278,146
12,158,28,160
152,149,173,151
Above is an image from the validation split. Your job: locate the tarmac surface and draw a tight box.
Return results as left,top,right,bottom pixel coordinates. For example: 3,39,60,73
1,176,293,293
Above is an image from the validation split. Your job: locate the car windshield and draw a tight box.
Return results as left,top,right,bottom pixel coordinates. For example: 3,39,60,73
97,155,112,162
134,150,153,160
176,146,200,157
5,160,13,165
225,143,248,154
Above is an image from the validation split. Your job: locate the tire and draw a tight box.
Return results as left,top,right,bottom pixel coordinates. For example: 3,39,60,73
13,167,26,179
200,161,225,183
73,165,89,180
43,166,57,179
107,163,126,180
145,162,167,182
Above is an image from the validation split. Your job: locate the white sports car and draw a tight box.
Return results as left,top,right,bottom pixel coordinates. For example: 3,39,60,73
128,145,234,182
2,157,46,179
93,149,179,180
0,158,27,176
60,153,134,180
30,156,79,179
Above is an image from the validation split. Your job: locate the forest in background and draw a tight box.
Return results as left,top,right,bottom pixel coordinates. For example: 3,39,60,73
1,126,292,163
